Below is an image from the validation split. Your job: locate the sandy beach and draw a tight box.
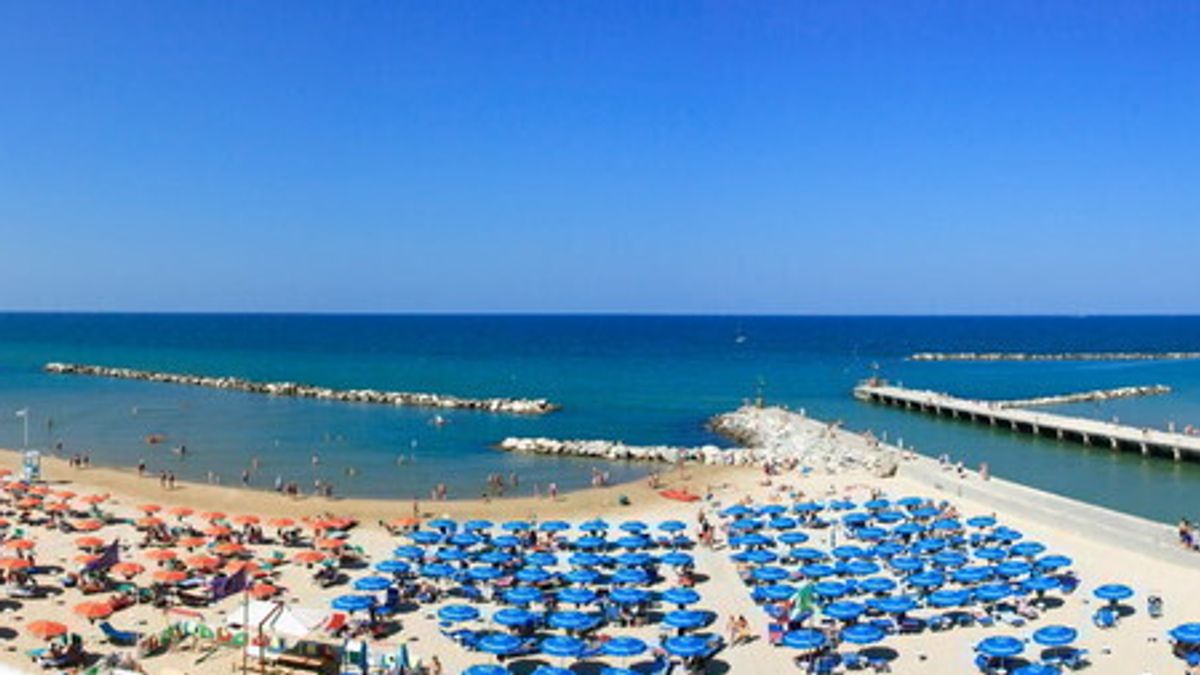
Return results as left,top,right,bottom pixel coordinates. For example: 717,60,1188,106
0,416,1197,675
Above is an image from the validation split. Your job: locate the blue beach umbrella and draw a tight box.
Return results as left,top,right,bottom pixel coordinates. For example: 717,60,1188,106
842,513,870,527
932,551,968,568
503,586,543,605
353,576,392,591
975,547,1007,562
779,531,810,545
733,549,777,565
563,569,599,585
540,520,570,533
753,566,790,583
662,587,701,606
782,629,826,650
864,499,890,511
1023,576,1059,594
438,604,481,623
603,636,648,658
477,633,522,655
428,518,457,532
663,609,709,631
875,510,905,524
911,506,940,520
823,601,865,622
927,588,971,608
908,571,945,589
896,496,924,508
977,635,1024,658
526,552,557,567
661,552,694,567
793,502,823,514
492,535,522,549
721,505,754,518
612,568,650,585
420,563,455,579
548,611,600,632
872,541,905,558
468,566,503,582
841,623,885,645
575,536,606,550
449,532,482,548
569,552,603,567
893,523,925,538
502,520,532,532
659,520,687,533
493,608,537,628
891,557,924,574
991,526,1023,541
731,532,771,547
975,583,1013,603
832,545,867,560
1010,542,1047,558
464,519,493,532
912,538,947,554
1033,625,1078,647
1013,666,1061,675
437,548,468,562
841,560,880,577
791,548,826,562
619,521,648,533
516,567,553,584
375,560,411,575
801,563,836,579
830,499,856,511
813,580,850,598
394,545,425,560
540,635,585,658
996,560,1033,578
869,595,917,615
1094,584,1134,603
609,587,650,605
530,668,571,675
967,515,997,528
616,535,650,550
410,531,442,545
770,517,798,530
758,504,787,516
1170,623,1200,644
859,577,897,594
856,527,887,541
331,594,375,612
760,584,797,601
558,587,598,605
479,551,514,565
1036,554,1073,570
617,552,654,568
662,634,714,658
462,666,507,675
580,519,610,532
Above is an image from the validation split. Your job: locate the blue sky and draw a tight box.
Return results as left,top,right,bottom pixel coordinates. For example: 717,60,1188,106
1,2,1197,314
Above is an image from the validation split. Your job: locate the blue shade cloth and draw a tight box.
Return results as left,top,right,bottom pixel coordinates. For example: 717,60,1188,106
731,533,772,547
504,586,543,605
912,538,947,554
752,567,790,582
830,500,856,511
1033,625,1078,646
539,521,570,532
1171,623,1200,643
353,576,392,591
779,532,810,545
661,552,694,567
769,517,798,530
438,604,481,623
931,518,961,532
394,545,425,560
977,635,1024,658
477,633,522,655
331,594,375,612
602,636,648,657
759,584,797,601
375,560,411,574
875,511,905,524
869,595,917,614
662,634,713,657
991,526,1024,542
658,520,687,532
871,542,905,557
893,523,925,537
842,513,870,526
516,567,553,584
813,581,850,598
494,608,537,627
609,587,651,605
1036,555,1073,570
661,587,701,606
859,577,897,594
733,549,777,564
793,502,823,513
782,629,826,650
897,497,924,508
420,563,455,578
428,519,457,532
530,668,572,675
841,623,885,645
967,516,998,528
540,635,585,657
575,536,606,550
558,587,598,605
800,564,835,579
548,611,600,632
927,589,970,608
462,666,508,675
758,505,787,516
662,610,708,630
599,669,637,675
611,568,650,585
502,521,532,532
822,601,865,621
911,506,940,520
975,583,1013,603
1093,584,1134,602
864,499,891,510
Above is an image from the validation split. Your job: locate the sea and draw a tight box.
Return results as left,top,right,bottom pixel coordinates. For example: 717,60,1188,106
0,314,1198,523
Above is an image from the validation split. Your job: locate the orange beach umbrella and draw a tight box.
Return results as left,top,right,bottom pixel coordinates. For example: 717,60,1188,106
26,620,67,640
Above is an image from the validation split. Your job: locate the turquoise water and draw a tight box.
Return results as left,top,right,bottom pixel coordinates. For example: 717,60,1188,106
0,314,1198,522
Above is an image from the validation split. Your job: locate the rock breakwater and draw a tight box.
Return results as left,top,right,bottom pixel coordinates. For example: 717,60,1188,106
43,362,560,415
993,385,1171,408
909,351,1200,362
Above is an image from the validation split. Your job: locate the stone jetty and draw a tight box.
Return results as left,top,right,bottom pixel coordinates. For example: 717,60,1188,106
43,362,560,415
991,384,1171,408
909,351,1200,362
497,405,896,475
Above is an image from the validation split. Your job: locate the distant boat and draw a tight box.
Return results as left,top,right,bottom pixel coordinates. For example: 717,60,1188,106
429,415,449,427
734,323,747,344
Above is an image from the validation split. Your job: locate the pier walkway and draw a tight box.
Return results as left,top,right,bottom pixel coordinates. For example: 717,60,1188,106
854,382,1200,462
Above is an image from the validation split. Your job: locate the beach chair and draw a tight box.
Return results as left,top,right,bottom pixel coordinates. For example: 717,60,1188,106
1092,607,1116,629
99,621,139,646
842,652,866,670
325,612,348,636
768,622,785,645
1061,647,1089,670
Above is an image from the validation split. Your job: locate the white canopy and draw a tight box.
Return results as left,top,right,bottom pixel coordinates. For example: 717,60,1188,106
226,600,328,638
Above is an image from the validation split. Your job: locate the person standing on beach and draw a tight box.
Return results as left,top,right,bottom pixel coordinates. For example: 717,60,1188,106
138,458,146,477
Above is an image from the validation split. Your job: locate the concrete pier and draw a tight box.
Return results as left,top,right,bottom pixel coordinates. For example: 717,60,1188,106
854,381,1200,462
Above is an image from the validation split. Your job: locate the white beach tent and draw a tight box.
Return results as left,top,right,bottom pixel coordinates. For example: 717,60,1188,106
226,600,328,638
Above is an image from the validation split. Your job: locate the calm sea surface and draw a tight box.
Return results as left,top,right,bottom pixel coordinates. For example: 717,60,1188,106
0,314,1198,522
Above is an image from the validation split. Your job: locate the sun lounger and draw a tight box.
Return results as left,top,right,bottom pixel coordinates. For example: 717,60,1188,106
99,621,140,646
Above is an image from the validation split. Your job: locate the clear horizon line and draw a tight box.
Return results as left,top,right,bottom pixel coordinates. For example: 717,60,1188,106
0,309,1198,319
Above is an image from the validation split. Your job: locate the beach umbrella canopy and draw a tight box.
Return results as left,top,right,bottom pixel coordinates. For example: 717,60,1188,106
782,629,826,650
779,531,810,545
1170,623,1200,644
759,584,797,601
658,520,687,533
875,510,905,524
540,520,570,533
540,635,586,658
791,547,825,562
864,499,890,510
74,601,113,620
859,577,897,595
354,576,392,592
503,586,544,605
111,561,145,578
733,549,777,565
893,523,925,538
823,601,866,621
616,552,653,568
1023,576,1059,593
1013,666,1061,675
464,519,494,531
720,505,754,518
927,589,971,608
793,502,823,513
503,520,533,532
548,611,600,632
1094,584,1134,602
438,604,482,623
800,563,836,579
467,566,503,582
842,513,870,527
331,594,375,612
428,518,457,532
758,504,787,516
516,567,553,584
662,609,708,630
1036,555,1073,570
890,557,924,573
831,545,867,560
376,560,411,575
394,545,425,560
558,587,598,605
813,581,850,598
579,519,609,532
953,566,993,584
437,548,468,562
493,608,537,628
662,634,713,658
752,566,790,583
152,570,188,584
967,515,998,528
603,636,648,658
575,536,606,550
912,538,947,554
569,552,603,567
1033,625,1078,647
609,587,651,605
662,587,701,606
1010,542,1047,558
661,552,694,567
975,583,1014,603
611,568,650,585
526,552,558,567
897,496,924,508
530,668,572,675
769,517,798,530
619,521,648,533
911,506,940,520
908,571,945,589
841,623,885,645
856,527,888,541
977,635,1025,658
932,551,968,568
842,560,880,577
410,531,441,545
992,526,1023,541
869,595,917,615
26,620,67,640
996,560,1033,578
563,569,599,585
449,533,482,548
462,666,507,675
421,563,456,578
477,633,522,655
480,551,514,566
